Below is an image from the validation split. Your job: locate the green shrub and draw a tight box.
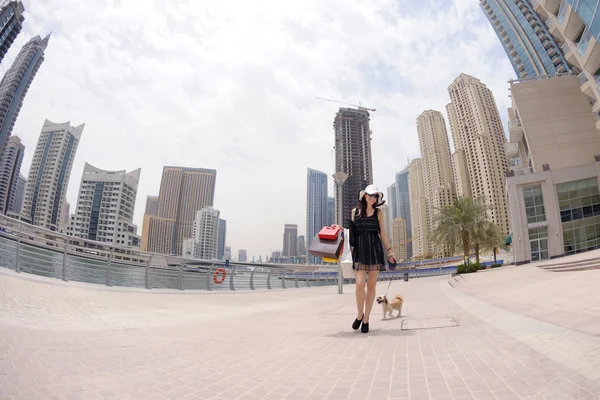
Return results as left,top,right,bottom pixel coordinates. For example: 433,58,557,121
490,263,502,268
456,264,468,274
456,263,484,274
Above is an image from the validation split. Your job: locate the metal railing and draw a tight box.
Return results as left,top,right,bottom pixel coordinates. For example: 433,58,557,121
0,214,457,291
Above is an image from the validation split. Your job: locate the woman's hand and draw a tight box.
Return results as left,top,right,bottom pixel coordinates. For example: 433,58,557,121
331,224,343,230
388,255,397,264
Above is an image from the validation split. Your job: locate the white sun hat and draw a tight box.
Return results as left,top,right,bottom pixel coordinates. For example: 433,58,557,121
358,184,385,206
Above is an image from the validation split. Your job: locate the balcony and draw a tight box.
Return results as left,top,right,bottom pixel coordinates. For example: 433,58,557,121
577,29,592,57
534,25,542,34
579,34,600,77
545,0,560,15
578,71,588,85
506,142,520,157
562,4,585,42
509,118,522,131
552,55,561,65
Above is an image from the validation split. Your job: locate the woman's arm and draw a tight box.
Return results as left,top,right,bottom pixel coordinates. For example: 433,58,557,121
377,210,395,260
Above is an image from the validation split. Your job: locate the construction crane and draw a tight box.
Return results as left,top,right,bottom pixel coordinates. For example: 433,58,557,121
315,96,376,112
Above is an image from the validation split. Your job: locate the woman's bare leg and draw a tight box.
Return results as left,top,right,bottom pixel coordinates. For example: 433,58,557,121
364,270,380,322
354,270,366,319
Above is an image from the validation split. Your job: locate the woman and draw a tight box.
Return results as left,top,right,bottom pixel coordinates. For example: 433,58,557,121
335,184,396,333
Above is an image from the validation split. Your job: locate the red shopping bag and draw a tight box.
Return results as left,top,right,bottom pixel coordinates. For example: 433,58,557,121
318,226,341,240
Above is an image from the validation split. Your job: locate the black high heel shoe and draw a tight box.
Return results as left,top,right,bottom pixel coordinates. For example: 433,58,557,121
352,316,363,330
361,321,369,333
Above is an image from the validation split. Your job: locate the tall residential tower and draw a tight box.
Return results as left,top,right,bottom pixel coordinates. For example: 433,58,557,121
395,167,412,259
0,34,50,148
480,0,569,79
21,119,84,231
67,163,141,247
306,168,328,261
446,74,510,234
141,166,216,255
333,108,373,225
408,159,428,259
416,110,456,257
0,1,25,63
0,135,23,214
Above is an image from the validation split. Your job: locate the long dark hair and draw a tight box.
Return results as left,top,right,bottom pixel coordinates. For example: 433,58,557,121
355,193,384,219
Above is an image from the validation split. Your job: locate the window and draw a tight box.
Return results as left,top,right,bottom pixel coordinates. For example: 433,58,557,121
557,178,600,255
523,184,545,224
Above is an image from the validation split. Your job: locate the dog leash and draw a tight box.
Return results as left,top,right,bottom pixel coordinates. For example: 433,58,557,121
383,279,392,297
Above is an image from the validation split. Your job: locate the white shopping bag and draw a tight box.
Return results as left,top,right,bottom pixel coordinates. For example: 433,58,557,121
340,228,354,279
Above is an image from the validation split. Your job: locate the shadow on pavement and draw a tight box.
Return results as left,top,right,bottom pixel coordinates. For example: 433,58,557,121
325,329,416,338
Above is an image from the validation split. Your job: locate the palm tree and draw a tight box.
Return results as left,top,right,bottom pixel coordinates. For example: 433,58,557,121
432,196,487,261
475,220,504,265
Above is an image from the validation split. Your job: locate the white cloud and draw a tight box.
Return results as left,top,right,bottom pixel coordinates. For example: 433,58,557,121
2,0,515,260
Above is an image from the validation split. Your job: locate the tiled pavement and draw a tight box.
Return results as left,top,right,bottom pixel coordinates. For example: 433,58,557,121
1,266,600,400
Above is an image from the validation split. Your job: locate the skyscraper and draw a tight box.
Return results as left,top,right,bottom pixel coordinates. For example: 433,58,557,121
144,195,158,216
417,110,456,257
391,217,408,262
192,206,220,260
480,0,569,79
0,1,25,64
21,119,84,231
0,135,23,214
0,34,50,149
59,201,69,233
306,168,327,261
282,224,298,258
333,108,373,225
10,172,24,214
446,74,510,234
395,167,412,259
239,249,247,262
141,166,216,255
531,0,600,114
387,182,398,221
68,163,140,247
217,218,226,260
297,235,306,259
327,197,335,226
408,158,428,259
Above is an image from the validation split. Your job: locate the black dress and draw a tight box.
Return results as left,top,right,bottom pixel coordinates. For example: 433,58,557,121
351,208,386,271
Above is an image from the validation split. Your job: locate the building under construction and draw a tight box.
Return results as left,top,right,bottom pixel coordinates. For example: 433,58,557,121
333,107,373,224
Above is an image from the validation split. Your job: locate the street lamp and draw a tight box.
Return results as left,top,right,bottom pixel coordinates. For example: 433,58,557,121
333,171,349,294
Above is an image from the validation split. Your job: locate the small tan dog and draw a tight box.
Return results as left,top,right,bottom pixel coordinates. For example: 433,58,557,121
376,294,404,319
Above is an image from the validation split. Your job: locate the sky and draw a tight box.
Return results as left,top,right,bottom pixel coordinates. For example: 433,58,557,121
2,0,516,261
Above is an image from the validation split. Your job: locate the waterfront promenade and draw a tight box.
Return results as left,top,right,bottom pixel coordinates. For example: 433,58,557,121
1,262,600,399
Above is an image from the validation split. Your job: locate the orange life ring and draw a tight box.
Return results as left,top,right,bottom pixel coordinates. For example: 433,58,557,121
213,268,227,284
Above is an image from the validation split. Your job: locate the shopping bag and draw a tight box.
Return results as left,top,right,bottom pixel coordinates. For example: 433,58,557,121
340,228,354,278
318,225,341,240
308,234,343,259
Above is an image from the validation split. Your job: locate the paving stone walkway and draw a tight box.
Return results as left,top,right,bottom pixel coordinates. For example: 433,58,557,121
1,265,600,400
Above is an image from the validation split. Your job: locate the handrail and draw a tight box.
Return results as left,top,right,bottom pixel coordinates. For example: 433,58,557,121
0,213,458,291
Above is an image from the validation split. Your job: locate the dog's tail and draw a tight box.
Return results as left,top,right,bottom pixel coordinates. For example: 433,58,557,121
395,294,404,301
